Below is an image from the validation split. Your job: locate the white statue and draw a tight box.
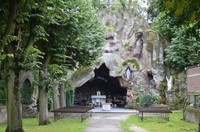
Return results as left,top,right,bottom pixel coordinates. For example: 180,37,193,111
97,91,101,96
125,67,132,79
166,75,173,91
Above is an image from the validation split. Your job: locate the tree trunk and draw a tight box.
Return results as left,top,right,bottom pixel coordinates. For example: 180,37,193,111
59,83,66,108
52,83,60,110
38,68,49,125
38,83,49,125
38,54,51,125
5,68,24,132
4,0,18,36
4,1,25,131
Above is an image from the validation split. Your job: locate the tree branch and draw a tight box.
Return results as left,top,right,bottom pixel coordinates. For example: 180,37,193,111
1,0,18,52
4,0,18,36
43,53,52,69
22,25,36,63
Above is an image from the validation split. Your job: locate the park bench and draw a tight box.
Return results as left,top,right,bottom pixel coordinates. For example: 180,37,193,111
137,107,172,121
52,106,93,122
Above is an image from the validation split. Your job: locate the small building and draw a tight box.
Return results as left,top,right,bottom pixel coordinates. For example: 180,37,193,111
185,65,200,123
187,66,200,105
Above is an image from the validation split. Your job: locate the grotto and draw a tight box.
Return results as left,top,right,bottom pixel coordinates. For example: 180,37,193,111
74,63,127,107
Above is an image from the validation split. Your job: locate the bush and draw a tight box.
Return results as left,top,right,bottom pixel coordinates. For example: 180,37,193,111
139,92,155,107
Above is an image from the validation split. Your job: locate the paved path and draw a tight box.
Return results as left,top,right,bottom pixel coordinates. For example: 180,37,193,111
86,113,130,132
86,113,149,132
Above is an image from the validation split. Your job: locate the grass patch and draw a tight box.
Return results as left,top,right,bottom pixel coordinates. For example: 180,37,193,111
121,112,198,132
0,118,89,132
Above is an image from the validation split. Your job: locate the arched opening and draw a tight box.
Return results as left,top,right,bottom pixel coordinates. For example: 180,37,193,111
21,78,33,105
74,63,127,107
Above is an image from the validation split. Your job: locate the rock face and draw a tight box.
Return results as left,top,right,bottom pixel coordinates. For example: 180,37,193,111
72,9,187,108
98,10,165,92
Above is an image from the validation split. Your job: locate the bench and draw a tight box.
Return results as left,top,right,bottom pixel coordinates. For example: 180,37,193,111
52,106,93,122
137,107,172,121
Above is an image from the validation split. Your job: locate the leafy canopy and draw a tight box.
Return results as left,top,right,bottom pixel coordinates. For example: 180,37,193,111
148,0,200,70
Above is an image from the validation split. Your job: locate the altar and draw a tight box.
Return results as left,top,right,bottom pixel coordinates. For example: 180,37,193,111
91,95,106,106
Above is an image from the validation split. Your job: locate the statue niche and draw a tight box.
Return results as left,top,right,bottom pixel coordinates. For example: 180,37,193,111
133,32,143,57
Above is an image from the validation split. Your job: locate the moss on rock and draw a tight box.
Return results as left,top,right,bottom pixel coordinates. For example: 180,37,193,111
72,67,93,80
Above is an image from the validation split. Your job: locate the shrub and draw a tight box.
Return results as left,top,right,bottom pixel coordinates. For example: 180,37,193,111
139,92,155,107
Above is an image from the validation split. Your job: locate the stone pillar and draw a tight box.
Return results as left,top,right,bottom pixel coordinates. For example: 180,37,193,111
165,90,175,107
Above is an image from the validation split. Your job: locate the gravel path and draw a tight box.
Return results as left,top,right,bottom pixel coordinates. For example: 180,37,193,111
86,113,149,132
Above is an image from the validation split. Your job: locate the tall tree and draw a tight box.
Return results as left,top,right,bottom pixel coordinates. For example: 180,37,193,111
0,0,105,130
0,1,47,131
36,0,105,125
148,0,200,70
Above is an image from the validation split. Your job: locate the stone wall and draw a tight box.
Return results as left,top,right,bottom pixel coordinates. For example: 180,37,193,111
0,106,7,123
185,106,200,123
187,66,200,92
22,104,38,118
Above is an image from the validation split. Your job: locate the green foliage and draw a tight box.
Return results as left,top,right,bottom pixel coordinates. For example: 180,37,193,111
150,11,174,39
23,46,44,70
165,24,200,70
119,0,127,10
65,80,75,106
49,64,65,80
122,59,140,70
110,0,145,17
0,0,105,129
72,66,93,79
66,89,75,106
91,0,104,9
37,0,106,72
105,26,115,31
65,0,105,67
1,0,105,85
139,92,155,107
148,0,200,24
128,0,146,17
48,94,53,111
0,0,105,130
0,54,13,60
149,0,200,70
147,0,161,21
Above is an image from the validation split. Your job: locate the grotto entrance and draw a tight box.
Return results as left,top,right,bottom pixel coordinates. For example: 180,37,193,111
74,63,127,107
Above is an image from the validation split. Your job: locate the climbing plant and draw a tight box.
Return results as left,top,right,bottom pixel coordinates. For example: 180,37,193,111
65,80,75,106
122,59,140,70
